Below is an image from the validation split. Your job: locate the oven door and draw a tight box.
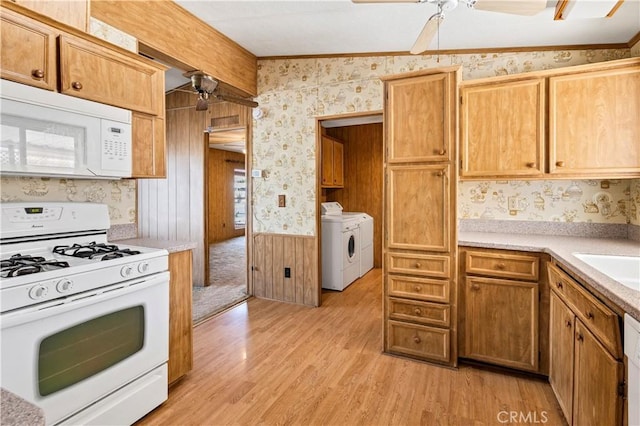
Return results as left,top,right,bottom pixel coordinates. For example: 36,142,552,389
0,272,169,425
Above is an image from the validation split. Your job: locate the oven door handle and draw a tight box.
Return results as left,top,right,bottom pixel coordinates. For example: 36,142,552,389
0,272,169,328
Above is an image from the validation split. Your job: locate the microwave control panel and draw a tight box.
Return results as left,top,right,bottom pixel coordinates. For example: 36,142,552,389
101,120,132,172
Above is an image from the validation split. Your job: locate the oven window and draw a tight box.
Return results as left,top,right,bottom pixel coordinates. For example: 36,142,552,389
38,306,144,397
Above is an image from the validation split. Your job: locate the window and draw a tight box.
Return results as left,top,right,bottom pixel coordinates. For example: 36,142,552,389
233,169,246,229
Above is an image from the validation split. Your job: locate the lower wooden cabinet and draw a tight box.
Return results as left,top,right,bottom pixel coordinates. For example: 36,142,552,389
548,262,624,426
459,247,546,373
168,250,193,385
464,276,539,372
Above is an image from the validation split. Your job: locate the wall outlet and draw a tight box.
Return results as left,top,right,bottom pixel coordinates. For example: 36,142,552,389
251,169,262,178
278,194,286,207
284,267,291,278
508,196,521,211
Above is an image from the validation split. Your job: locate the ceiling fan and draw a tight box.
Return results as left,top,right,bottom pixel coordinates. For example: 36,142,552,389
174,71,259,111
352,0,548,54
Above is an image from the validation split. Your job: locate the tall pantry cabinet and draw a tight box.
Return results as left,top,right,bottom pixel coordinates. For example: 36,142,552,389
381,67,460,366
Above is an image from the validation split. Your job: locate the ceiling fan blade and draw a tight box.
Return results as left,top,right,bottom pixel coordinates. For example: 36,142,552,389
410,14,443,54
215,94,259,108
472,0,547,15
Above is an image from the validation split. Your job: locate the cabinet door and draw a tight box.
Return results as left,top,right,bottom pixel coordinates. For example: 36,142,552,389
332,140,344,186
549,66,640,176
132,113,166,178
0,8,57,90
573,320,623,426
59,34,163,115
168,250,193,385
549,291,575,424
321,136,334,187
386,73,452,163
387,164,450,251
464,276,538,371
460,79,544,178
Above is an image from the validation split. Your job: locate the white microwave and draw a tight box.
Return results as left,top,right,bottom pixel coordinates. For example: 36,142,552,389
0,79,132,179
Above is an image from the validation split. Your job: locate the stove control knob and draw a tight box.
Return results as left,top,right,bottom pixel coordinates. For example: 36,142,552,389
56,279,74,293
121,265,133,278
137,262,150,274
28,285,48,300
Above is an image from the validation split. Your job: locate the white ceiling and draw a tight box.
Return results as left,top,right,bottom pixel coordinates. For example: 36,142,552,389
175,0,640,57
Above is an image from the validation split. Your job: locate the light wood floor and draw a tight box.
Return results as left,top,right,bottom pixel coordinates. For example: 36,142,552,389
139,269,565,426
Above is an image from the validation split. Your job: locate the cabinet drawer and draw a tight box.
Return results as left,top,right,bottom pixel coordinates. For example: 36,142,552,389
387,275,449,303
387,320,450,363
548,263,622,359
466,250,539,281
388,298,450,327
387,253,450,278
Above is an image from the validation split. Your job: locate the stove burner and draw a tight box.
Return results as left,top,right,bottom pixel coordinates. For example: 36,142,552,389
0,254,70,278
53,242,141,261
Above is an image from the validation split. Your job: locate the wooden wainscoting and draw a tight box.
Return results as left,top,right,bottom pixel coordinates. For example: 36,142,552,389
253,234,319,307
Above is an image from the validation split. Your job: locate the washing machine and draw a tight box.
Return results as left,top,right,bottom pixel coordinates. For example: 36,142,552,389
343,212,374,277
321,202,361,291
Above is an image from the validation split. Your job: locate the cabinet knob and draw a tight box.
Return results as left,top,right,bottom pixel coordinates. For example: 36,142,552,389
566,320,572,328
556,161,565,167
495,262,506,270
413,335,421,344
71,81,83,90
526,162,536,168
586,311,594,320
439,149,446,156
414,308,422,316
414,285,421,292
576,333,584,342
436,170,444,177
556,281,563,290
31,69,45,79
414,262,421,269
471,284,480,291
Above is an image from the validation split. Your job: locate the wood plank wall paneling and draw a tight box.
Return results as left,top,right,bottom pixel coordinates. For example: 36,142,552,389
253,233,319,307
207,149,246,244
325,123,384,268
90,0,257,97
138,91,207,285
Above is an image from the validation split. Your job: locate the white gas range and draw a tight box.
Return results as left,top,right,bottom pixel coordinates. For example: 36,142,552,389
0,202,169,426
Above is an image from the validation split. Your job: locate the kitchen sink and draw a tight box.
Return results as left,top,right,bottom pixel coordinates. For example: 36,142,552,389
573,253,640,290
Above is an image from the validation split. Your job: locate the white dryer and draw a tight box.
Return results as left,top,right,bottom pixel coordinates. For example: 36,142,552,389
321,202,361,291
343,212,374,277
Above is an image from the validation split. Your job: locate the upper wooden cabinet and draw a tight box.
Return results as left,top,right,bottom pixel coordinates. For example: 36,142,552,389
460,78,545,178
1,3,167,178
460,57,640,179
1,8,57,90
549,65,640,177
321,135,344,188
10,0,88,30
59,34,163,116
386,72,453,163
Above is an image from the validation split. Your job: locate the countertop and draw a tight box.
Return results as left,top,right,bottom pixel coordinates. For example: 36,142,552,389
1,389,45,426
117,238,198,254
459,232,640,321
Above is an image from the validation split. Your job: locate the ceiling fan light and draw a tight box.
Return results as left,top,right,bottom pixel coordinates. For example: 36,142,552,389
196,93,209,111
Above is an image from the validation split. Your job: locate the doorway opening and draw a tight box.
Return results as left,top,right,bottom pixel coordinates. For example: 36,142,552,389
316,112,384,302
